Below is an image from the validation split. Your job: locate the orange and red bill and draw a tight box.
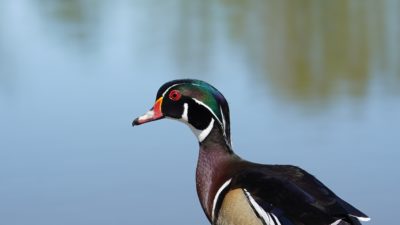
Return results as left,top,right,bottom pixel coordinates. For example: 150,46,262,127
132,97,164,126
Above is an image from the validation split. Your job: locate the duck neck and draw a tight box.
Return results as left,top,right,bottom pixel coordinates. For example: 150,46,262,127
195,125,236,221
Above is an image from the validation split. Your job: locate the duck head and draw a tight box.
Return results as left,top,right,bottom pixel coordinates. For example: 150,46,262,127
133,79,231,145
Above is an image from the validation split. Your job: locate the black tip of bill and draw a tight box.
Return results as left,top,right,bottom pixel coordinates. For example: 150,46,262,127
132,118,139,127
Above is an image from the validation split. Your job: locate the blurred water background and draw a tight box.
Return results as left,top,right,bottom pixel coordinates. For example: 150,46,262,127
0,1,399,225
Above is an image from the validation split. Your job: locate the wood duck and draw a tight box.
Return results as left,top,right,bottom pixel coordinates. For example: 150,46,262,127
132,79,370,225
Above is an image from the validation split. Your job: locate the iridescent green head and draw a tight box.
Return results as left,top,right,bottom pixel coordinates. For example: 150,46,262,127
133,79,231,145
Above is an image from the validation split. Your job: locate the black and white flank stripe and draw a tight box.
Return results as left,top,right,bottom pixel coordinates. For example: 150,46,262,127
243,189,282,225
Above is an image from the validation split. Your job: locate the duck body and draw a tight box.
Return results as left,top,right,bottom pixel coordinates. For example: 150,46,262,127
133,79,369,225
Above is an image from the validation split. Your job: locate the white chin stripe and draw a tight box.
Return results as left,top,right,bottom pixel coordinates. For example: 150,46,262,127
243,189,282,225
181,103,189,122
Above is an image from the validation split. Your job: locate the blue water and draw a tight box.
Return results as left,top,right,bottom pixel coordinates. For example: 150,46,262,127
0,1,399,225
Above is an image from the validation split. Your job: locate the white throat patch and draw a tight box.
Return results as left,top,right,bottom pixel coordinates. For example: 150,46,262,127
179,102,215,142
190,118,214,142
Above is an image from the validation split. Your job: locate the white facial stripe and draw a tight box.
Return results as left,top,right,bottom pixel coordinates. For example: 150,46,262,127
219,105,228,140
162,83,180,97
182,103,189,121
162,82,203,98
220,106,226,130
192,98,232,145
192,98,223,127
219,106,232,147
243,189,281,225
212,178,232,222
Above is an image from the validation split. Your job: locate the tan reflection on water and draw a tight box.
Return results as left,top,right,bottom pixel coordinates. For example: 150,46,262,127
34,0,101,46
4,0,400,104
220,0,400,103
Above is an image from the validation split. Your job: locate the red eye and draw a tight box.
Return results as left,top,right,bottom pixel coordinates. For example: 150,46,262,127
169,90,182,101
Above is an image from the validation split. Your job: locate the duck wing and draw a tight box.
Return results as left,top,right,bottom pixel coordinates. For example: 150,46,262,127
225,165,369,225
